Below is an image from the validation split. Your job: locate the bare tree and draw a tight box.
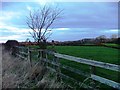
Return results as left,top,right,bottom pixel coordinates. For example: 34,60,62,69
26,5,62,47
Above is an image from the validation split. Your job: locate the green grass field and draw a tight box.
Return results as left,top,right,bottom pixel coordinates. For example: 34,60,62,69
54,46,119,65
104,43,120,48
104,43,119,46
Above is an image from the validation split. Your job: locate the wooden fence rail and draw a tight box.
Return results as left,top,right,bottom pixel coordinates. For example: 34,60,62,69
13,46,120,89
53,53,120,72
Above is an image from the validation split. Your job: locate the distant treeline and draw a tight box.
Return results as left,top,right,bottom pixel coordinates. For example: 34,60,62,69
3,38,120,51
48,38,120,46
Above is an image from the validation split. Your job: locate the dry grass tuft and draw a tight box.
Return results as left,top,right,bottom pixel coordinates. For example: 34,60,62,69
2,48,30,88
2,46,66,89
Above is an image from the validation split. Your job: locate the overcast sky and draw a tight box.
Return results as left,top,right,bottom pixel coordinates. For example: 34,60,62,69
0,1,118,42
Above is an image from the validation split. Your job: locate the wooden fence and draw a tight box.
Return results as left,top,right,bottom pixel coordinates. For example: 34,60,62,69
13,46,120,89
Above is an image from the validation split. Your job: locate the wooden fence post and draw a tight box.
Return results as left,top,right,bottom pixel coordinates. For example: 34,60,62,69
52,40,55,52
39,50,43,65
16,47,20,54
90,66,96,75
54,56,61,82
28,47,32,68
90,66,97,89
45,51,48,66
41,50,44,65
51,40,61,81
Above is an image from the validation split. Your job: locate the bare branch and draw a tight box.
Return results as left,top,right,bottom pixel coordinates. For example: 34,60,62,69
26,5,62,43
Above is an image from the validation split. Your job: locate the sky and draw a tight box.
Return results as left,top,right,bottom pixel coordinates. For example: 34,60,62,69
0,0,118,43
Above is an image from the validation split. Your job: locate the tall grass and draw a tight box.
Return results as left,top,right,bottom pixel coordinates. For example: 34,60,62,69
2,46,66,89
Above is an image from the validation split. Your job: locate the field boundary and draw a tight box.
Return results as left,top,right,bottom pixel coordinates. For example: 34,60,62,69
13,46,120,89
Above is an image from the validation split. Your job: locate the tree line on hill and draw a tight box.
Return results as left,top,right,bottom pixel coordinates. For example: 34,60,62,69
48,37,120,46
